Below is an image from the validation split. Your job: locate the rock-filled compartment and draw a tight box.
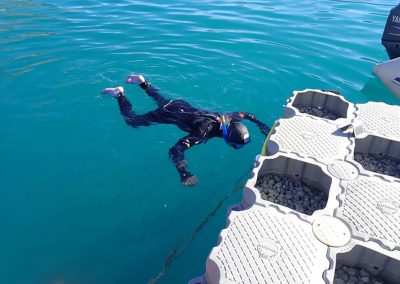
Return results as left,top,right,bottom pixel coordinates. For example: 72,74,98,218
297,106,338,120
256,174,327,215
291,90,349,120
334,245,400,284
354,153,400,179
334,265,386,284
354,136,400,179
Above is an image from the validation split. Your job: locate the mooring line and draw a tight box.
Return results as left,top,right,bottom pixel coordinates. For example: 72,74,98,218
147,166,253,284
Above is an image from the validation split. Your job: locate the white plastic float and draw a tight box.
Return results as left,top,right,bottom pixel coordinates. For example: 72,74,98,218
190,90,400,284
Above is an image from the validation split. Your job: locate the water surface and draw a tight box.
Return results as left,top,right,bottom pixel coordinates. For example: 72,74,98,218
0,1,397,283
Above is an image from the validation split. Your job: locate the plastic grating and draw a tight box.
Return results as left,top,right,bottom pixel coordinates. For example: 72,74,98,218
356,102,400,139
206,207,328,284
267,116,352,163
190,90,400,284
336,176,400,250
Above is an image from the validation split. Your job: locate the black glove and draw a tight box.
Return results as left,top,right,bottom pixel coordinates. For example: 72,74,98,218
181,173,199,186
260,125,271,136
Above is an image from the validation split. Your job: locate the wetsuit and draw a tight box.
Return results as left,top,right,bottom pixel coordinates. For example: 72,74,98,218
117,82,270,183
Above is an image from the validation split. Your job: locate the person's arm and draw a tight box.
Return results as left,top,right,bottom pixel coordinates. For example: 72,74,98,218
169,132,206,186
233,112,271,136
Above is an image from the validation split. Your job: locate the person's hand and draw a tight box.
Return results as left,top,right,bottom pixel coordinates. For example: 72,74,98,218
260,125,271,136
125,74,145,85
182,175,198,186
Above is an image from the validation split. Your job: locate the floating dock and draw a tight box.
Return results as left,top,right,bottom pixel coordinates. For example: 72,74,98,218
190,90,400,284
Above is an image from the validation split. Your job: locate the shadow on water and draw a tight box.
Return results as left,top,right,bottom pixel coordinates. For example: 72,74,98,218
361,73,399,105
147,166,253,284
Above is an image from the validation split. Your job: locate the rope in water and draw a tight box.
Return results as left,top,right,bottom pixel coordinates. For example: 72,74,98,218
147,165,254,284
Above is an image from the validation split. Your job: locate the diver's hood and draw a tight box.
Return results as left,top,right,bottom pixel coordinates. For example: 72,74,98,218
227,121,250,145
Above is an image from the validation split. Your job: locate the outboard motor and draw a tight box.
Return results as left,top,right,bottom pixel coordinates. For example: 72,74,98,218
382,3,400,59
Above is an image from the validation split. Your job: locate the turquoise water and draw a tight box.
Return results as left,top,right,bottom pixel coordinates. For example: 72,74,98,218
0,1,398,283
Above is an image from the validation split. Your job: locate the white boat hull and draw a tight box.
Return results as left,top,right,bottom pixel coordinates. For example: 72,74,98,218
373,57,400,98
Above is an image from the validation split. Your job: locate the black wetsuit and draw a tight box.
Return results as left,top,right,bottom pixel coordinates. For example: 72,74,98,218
117,82,270,183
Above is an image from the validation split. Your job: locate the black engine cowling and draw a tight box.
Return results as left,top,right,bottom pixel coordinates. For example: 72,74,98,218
382,3,400,59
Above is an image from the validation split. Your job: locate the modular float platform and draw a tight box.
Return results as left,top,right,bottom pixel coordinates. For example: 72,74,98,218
190,90,400,284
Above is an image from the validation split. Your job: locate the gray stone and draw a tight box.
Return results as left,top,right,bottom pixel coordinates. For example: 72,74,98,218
359,269,369,277
342,274,349,281
360,276,370,283
285,193,293,199
349,276,358,282
336,269,345,278
314,108,324,117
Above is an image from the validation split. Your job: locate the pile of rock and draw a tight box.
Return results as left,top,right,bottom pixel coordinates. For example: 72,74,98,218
296,106,338,120
354,153,400,178
334,265,386,284
255,174,327,215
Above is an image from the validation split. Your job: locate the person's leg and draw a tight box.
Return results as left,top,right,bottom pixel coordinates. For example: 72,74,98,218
117,95,163,127
126,74,170,108
140,82,170,108
102,86,162,127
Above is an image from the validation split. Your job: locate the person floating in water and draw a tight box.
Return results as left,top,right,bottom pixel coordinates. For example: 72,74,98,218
102,74,271,186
